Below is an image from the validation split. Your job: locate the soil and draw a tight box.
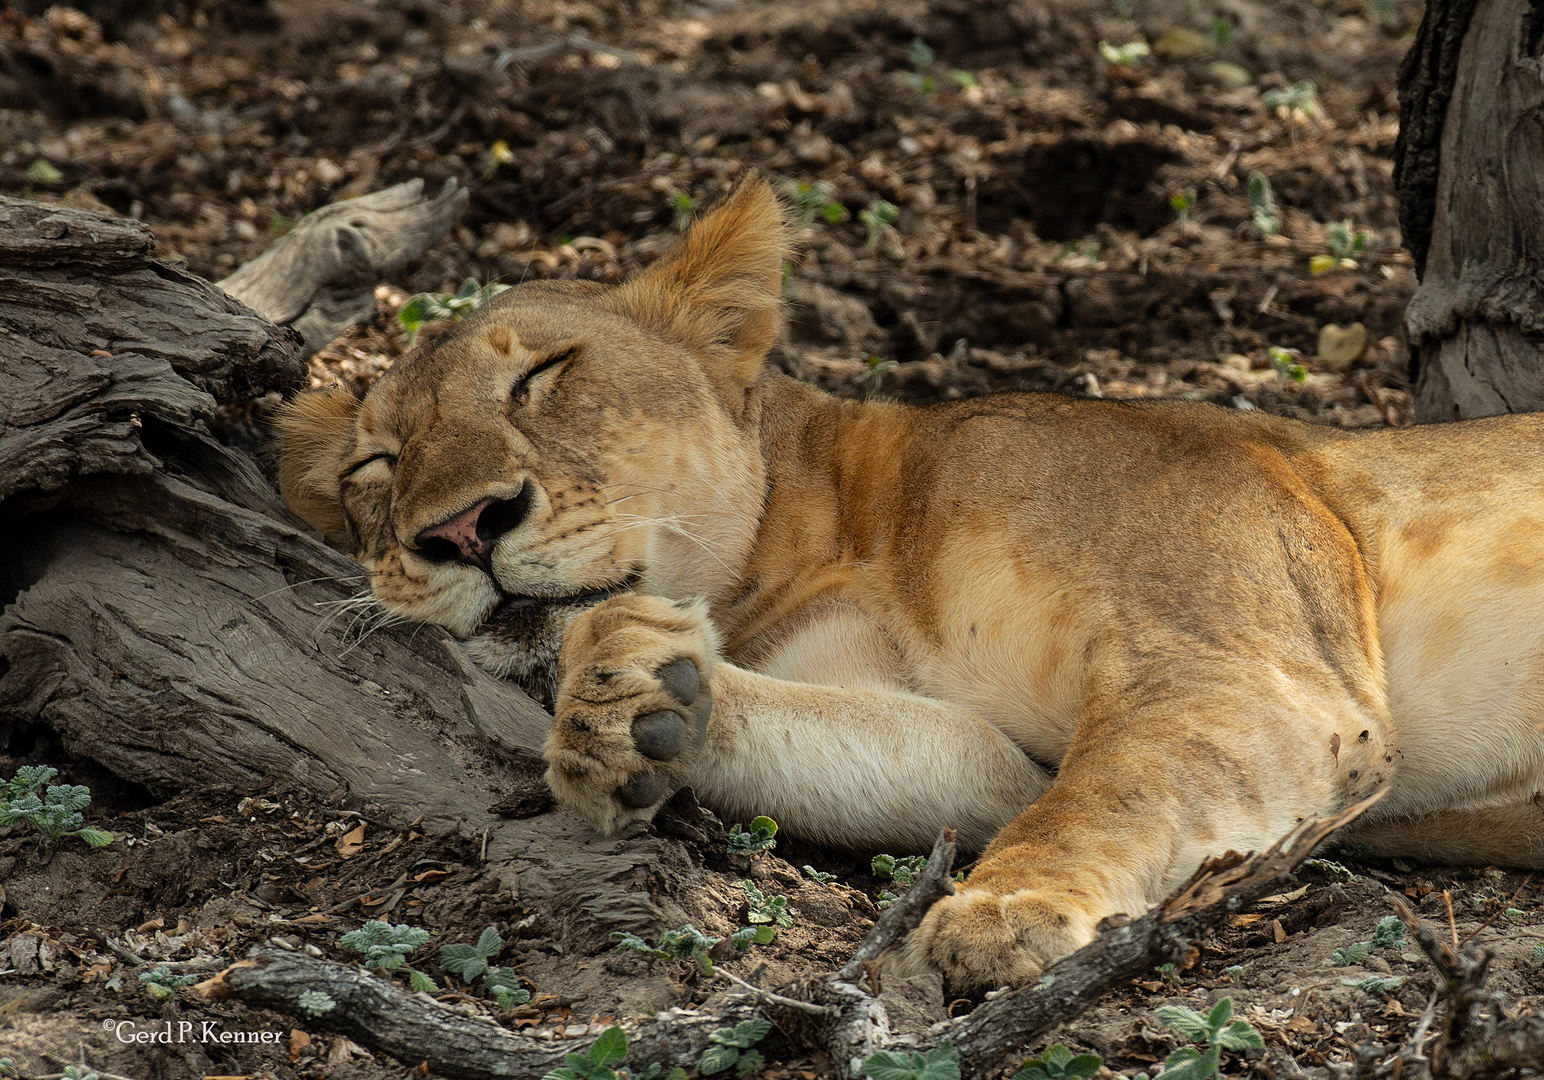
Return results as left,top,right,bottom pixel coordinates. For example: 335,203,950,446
2,0,1539,1078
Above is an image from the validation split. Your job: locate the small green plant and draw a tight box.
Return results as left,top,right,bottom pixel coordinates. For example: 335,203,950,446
741,880,793,928
859,200,900,249
1505,907,1526,921
1343,975,1405,995
727,816,778,855
671,191,696,228
1013,1045,1102,1080
0,1058,13,1077
951,69,979,90
440,925,531,1008
541,1025,686,1080
139,965,198,998
876,889,902,910
611,924,721,976
1208,16,1234,50
1261,81,1320,142
1169,189,1197,229
856,355,898,397
792,182,847,227
803,865,837,884
699,1018,772,1076
1332,916,1406,965
298,989,337,1015
268,213,296,235
905,38,937,94
62,1068,99,1080
1532,942,1544,958
1151,998,1264,1080
398,278,512,342
1098,40,1151,66
340,920,437,992
728,924,776,951
1325,221,1369,261
1222,962,1250,982
1154,962,1182,988
26,158,63,185
864,1043,961,1080
1269,346,1307,384
1246,172,1281,238
1,766,112,847
872,853,928,886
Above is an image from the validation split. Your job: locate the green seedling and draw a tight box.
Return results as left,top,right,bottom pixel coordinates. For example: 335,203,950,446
876,889,902,910
905,38,937,94
1169,189,1197,229
26,158,63,185
670,191,696,228
399,278,512,342
1154,962,1182,987
1,766,112,847
803,865,837,884
872,853,928,886
340,920,437,992
856,355,898,397
741,880,793,928
0,1059,13,1077
1269,346,1307,384
62,1069,99,1080
139,965,198,998
951,70,979,90
859,200,899,249
1223,962,1251,982
1246,172,1281,238
729,924,776,951
727,816,778,855
1099,40,1151,66
1262,81,1320,142
1343,975,1405,995
1532,942,1544,958
864,1043,961,1080
541,1024,686,1080
611,924,720,976
1332,916,1406,965
1151,998,1264,1080
1014,1044,1102,1080
1505,907,1526,920
792,182,847,227
440,925,531,1007
1208,16,1234,49
699,1018,772,1076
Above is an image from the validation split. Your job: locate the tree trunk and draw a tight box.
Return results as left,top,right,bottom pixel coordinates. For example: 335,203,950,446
1396,0,1544,421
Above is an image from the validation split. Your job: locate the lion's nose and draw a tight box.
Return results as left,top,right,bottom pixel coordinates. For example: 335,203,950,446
415,482,532,567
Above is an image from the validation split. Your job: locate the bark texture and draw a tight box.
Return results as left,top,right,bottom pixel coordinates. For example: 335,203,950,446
1397,0,1544,420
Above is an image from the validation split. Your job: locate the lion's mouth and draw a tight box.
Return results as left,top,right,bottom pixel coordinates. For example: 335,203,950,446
481,575,639,632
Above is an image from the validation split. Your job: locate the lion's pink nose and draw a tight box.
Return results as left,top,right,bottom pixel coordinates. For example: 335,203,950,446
414,483,532,567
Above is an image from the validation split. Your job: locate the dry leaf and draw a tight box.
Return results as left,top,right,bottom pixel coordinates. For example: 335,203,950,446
1271,918,1287,943
335,823,366,858
1258,885,1310,904
289,1030,311,1061
1317,322,1367,370
412,868,449,882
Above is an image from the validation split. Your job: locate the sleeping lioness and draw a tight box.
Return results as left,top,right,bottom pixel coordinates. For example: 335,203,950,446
278,177,1544,990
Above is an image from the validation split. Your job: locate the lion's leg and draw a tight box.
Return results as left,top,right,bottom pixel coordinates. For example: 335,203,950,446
544,594,1052,851
1339,801,1544,868
898,659,1395,989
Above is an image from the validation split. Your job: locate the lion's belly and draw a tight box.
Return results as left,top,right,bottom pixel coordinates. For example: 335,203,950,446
1373,511,1544,820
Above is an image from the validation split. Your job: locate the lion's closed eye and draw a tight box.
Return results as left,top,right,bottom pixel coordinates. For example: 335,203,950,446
511,348,576,406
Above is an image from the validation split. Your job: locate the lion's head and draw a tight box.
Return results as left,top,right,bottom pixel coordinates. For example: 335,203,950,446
276,178,789,701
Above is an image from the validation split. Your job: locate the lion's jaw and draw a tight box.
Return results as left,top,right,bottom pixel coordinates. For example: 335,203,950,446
276,179,789,696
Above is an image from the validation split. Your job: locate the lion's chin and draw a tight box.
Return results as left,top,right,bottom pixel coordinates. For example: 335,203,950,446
465,580,637,707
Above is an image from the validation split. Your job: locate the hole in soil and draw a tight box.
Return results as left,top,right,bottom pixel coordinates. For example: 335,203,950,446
976,138,1177,240
2,721,157,815
0,512,65,609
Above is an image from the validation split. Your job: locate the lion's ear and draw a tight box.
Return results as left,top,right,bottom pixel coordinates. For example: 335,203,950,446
276,389,360,547
613,175,790,388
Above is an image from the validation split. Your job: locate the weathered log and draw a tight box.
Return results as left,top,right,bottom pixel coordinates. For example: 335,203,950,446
217,178,468,351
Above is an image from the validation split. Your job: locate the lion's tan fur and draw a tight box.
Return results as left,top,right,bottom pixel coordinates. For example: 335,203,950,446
278,178,1544,989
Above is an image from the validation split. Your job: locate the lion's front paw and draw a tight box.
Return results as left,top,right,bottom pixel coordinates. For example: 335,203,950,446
896,885,1095,991
543,594,717,835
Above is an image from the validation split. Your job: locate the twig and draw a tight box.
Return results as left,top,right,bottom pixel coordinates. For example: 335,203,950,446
1442,890,1459,953
718,967,836,1018
494,35,638,70
837,827,956,983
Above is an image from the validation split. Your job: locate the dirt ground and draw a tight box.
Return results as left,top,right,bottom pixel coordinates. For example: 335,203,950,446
2,0,1540,1077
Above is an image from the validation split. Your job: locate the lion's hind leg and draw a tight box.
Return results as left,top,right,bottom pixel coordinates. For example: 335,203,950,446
1337,799,1544,869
